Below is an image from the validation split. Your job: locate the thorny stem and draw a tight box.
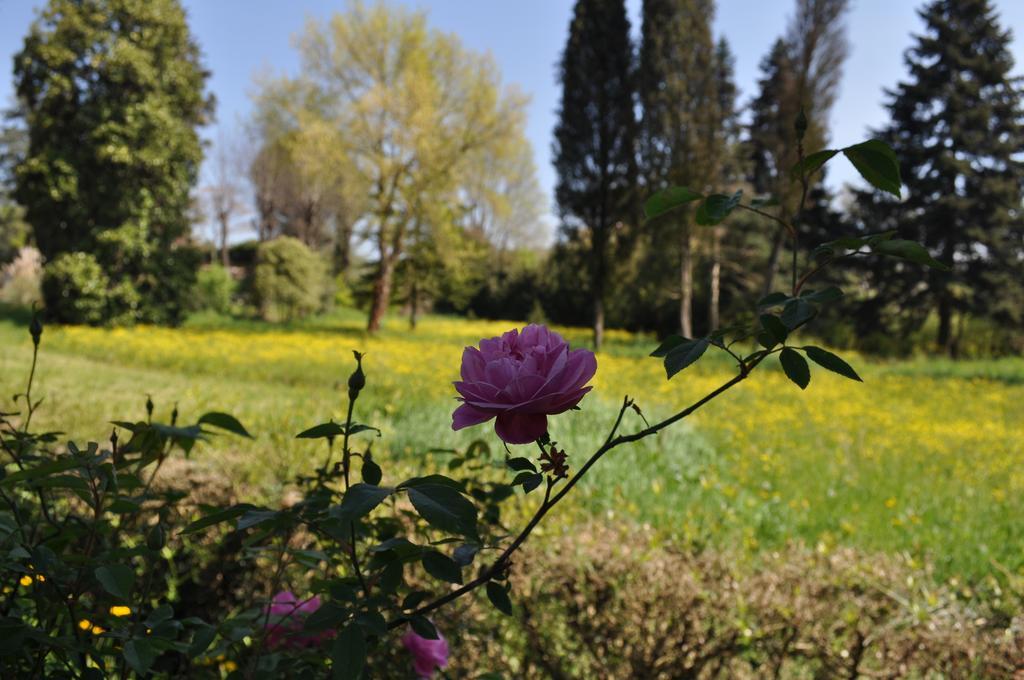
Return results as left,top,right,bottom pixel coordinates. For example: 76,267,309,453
340,390,370,599
793,139,810,295
388,356,767,629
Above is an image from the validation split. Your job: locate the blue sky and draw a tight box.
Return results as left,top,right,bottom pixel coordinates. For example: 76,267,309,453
2,0,1023,230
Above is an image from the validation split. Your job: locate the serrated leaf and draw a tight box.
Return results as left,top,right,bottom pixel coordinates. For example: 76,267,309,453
759,315,788,345
506,457,536,473
197,412,252,438
871,239,950,270
332,624,366,680
409,616,438,640
804,346,863,382
296,422,345,439
780,348,811,390
95,564,134,600
843,140,901,197
644,186,703,219
335,484,392,523
663,337,710,379
758,292,790,308
486,581,513,616
361,458,382,485
695,190,742,226
421,551,462,584
790,149,839,179
780,298,815,330
237,509,278,530
406,484,477,537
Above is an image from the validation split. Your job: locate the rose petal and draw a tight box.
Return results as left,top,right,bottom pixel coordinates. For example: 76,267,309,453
494,412,548,444
452,403,494,430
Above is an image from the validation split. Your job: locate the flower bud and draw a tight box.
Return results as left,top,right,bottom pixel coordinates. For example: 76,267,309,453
147,525,166,551
348,351,366,400
29,314,43,346
145,395,154,421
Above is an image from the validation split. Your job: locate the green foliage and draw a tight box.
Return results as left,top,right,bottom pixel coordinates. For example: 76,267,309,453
41,252,111,325
13,0,212,325
554,0,638,347
191,265,237,315
253,237,327,321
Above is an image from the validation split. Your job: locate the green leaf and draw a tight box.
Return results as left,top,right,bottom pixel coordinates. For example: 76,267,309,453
336,484,392,523
800,286,843,304
95,564,134,600
296,422,345,439
421,551,463,584
780,298,815,329
695,190,742,226
757,292,790,308
650,334,688,358
759,315,788,345
843,140,901,197
790,149,839,179
779,348,811,390
237,509,279,530
486,581,513,616
124,639,158,675
361,457,382,485
180,504,254,534
506,457,536,473
409,616,438,640
663,337,710,379
804,346,863,382
331,624,366,680
871,239,950,270
345,423,381,437
643,186,703,219
406,484,478,537
197,412,252,438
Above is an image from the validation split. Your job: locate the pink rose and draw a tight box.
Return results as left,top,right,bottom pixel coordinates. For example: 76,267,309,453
401,628,449,678
263,591,330,649
452,325,597,444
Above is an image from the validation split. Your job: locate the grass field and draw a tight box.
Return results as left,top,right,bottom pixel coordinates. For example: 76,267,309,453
1,308,1022,583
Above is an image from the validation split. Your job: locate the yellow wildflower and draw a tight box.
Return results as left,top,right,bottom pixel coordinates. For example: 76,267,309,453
78,619,92,631
109,605,132,617
19,575,32,587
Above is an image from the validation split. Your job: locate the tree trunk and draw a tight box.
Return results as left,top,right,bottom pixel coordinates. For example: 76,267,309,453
680,220,693,338
592,295,604,351
409,279,419,330
708,225,722,330
936,293,953,356
367,253,395,333
219,216,230,268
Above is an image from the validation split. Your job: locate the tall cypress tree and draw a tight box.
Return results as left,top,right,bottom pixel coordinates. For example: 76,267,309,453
639,0,717,338
553,0,637,349
854,0,1024,355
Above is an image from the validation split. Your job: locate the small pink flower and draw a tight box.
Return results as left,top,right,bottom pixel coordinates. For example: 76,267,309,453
402,627,449,678
263,591,330,649
452,325,597,444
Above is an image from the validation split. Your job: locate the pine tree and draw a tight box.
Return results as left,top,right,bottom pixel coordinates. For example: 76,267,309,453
553,0,638,349
853,0,1024,355
638,0,717,338
13,0,212,324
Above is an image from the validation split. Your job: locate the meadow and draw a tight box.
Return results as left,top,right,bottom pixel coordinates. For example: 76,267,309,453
1,308,1021,584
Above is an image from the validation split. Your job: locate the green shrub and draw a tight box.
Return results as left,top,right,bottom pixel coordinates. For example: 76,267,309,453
192,265,237,315
41,251,110,324
253,237,326,321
